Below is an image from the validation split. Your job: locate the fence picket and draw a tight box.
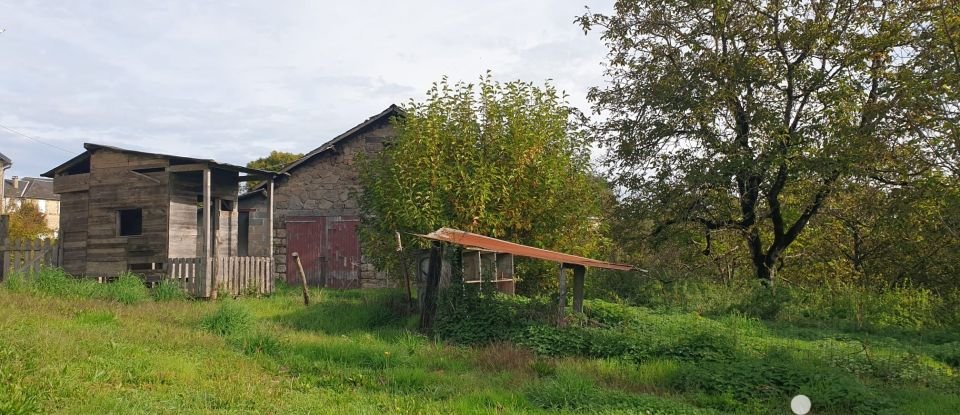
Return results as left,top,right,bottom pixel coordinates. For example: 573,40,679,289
158,256,273,298
0,238,61,280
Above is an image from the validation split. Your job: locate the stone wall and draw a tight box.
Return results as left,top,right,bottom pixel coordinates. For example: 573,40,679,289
253,120,393,288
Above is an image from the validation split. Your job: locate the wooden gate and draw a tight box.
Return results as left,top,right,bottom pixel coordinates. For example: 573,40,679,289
286,216,325,286
285,216,361,288
326,218,360,289
0,239,62,280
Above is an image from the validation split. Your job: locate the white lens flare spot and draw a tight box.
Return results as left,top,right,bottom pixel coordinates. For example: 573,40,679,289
791,395,812,415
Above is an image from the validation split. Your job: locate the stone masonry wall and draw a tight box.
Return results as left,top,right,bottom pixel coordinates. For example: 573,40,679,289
269,121,394,288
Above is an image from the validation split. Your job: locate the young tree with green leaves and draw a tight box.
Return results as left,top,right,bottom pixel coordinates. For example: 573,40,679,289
579,0,955,285
359,75,610,291
244,150,303,190
5,202,52,241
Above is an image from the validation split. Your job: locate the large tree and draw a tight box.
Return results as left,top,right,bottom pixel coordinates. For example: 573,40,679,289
359,74,609,289
579,0,952,284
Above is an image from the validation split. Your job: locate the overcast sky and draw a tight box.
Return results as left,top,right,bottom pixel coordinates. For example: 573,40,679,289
0,1,612,177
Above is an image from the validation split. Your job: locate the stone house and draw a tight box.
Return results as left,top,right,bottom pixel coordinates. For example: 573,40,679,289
240,105,399,288
0,152,10,212
3,175,61,236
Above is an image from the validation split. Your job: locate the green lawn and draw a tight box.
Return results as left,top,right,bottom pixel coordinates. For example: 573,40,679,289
0,278,957,414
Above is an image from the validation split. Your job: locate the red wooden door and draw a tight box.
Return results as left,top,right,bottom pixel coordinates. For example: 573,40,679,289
325,217,361,288
285,217,325,285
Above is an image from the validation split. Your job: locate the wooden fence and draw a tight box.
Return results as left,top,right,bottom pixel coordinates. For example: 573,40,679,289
165,257,208,297
0,240,273,297
0,239,61,280
164,256,273,298
215,256,273,296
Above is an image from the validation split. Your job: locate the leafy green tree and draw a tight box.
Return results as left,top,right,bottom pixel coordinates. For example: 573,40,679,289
795,175,960,289
5,201,52,241
359,74,610,292
578,0,952,284
909,1,960,175
244,151,303,190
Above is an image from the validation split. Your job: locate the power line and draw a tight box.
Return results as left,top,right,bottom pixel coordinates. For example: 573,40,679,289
0,122,75,154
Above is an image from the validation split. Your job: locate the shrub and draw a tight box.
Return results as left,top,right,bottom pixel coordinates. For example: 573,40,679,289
201,300,254,337
671,348,886,414
655,330,738,362
434,286,548,345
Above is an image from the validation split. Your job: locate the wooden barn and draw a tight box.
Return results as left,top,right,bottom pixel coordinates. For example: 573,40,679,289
42,143,277,297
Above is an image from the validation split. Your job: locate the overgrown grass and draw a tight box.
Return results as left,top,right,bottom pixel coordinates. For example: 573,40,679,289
3,268,155,305
1,270,958,414
435,282,960,414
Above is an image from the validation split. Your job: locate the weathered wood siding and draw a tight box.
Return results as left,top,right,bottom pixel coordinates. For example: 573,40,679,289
85,150,169,276
167,169,240,258
58,188,89,275
168,172,200,258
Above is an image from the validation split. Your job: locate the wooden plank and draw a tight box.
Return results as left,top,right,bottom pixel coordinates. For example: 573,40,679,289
572,265,586,313
166,163,209,172
53,173,90,193
557,264,567,325
203,168,212,298
267,179,274,281
246,256,253,294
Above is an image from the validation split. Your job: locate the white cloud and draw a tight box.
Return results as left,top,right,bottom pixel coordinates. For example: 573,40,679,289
0,0,613,177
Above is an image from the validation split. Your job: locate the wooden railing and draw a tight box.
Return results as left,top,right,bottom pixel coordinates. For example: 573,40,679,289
0,239,61,280
164,256,273,298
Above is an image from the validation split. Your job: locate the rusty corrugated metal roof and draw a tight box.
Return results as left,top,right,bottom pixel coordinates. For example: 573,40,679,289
417,227,633,271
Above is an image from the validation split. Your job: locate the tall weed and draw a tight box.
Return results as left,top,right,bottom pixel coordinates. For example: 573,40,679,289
201,300,254,336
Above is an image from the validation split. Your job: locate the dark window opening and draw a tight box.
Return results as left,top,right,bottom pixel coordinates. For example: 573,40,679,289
132,167,165,174
128,263,160,271
64,157,91,175
119,208,143,236
220,199,234,211
238,211,250,256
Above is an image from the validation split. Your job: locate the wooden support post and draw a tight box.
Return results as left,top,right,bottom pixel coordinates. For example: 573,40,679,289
292,252,310,305
557,264,567,325
396,231,414,311
572,265,586,313
267,179,275,281
202,168,214,298
419,241,442,332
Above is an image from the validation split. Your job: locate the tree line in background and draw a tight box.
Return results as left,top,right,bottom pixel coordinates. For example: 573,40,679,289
289,0,960,297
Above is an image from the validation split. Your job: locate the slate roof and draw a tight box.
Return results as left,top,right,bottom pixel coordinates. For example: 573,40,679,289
0,152,10,168
3,177,59,201
244,104,401,195
42,143,278,178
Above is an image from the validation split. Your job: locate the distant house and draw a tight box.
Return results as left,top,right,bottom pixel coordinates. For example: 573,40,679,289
42,143,276,285
0,152,10,213
2,175,61,236
240,105,399,288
